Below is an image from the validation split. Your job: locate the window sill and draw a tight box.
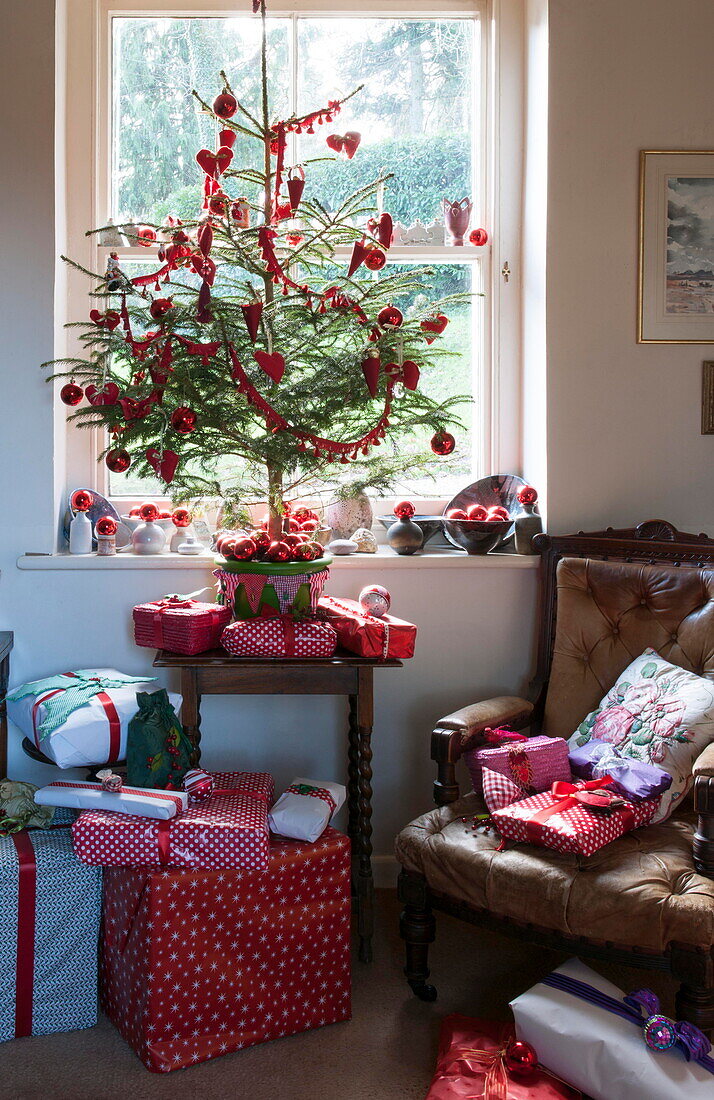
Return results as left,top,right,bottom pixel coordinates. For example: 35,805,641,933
17,549,540,571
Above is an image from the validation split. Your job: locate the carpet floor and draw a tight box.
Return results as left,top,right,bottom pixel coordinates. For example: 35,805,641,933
2,889,678,1100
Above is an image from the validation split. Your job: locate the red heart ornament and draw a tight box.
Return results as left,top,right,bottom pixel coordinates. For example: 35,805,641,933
377,213,393,250
85,382,120,407
420,313,449,343
361,355,380,398
89,309,121,330
195,146,233,178
241,301,263,342
342,132,361,159
348,238,370,278
190,252,217,286
401,360,420,391
218,129,236,149
287,177,305,212
254,350,285,384
146,447,179,485
325,134,344,154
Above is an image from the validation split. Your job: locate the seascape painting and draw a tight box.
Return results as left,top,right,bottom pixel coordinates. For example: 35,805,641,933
666,176,714,314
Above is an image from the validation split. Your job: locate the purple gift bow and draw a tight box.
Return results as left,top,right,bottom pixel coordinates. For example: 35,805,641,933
540,972,714,1072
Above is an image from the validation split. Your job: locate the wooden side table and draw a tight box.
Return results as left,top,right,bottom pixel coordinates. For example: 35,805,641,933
154,648,402,963
0,632,14,779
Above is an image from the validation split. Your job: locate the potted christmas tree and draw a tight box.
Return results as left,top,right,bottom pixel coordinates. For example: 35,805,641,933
49,0,465,612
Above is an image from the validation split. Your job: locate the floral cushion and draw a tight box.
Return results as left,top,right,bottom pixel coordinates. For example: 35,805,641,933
569,648,714,822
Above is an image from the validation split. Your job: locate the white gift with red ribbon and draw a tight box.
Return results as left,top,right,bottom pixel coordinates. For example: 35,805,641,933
34,780,188,820
268,776,346,843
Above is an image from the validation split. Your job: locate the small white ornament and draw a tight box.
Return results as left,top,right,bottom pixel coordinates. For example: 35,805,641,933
177,533,204,555
69,511,93,555
328,539,358,556
359,584,391,618
131,519,166,555
352,527,377,553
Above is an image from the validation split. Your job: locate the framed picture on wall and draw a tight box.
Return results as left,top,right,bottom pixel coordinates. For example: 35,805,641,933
639,150,714,343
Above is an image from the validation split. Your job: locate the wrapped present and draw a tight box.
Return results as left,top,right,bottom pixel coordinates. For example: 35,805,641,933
568,738,673,802
317,596,416,659
125,689,193,790
133,595,231,655
425,1014,581,1099
35,779,188,820
490,778,659,857
6,667,182,769
269,777,346,842
466,735,571,798
511,959,714,1100
0,815,102,1042
221,615,337,658
101,827,351,1072
72,770,274,870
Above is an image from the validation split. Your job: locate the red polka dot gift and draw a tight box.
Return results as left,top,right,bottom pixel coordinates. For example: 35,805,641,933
132,595,231,656
489,776,660,858
100,828,351,1073
71,771,274,871
220,615,337,658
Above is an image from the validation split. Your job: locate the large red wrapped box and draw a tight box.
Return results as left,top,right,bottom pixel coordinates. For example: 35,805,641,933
72,770,274,870
426,1014,581,1099
317,596,416,659
133,595,231,655
490,779,659,857
101,828,351,1072
221,615,337,657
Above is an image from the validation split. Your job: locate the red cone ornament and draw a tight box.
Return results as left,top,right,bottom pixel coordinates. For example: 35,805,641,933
287,175,305,213
348,239,370,277
60,382,83,406
361,354,380,398
105,448,131,473
171,406,197,434
218,128,236,149
241,300,263,342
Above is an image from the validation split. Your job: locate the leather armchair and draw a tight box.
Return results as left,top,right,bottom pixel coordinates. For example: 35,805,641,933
396,522,714,1034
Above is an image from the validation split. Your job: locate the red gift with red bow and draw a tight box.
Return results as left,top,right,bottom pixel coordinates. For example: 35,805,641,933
425,1014,581,1099
490,777,660,857
133,595,231,655
317,596,416,659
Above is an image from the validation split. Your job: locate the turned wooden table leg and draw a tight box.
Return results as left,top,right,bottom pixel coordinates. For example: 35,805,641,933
355,667,375,963
181,668,202,767
347,694,360,868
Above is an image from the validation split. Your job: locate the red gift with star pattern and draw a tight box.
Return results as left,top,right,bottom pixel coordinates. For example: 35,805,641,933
71,771,274,870
100,828,351,1072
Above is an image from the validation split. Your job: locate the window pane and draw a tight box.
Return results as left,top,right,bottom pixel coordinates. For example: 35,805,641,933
296,18,476,225
112,17,290,224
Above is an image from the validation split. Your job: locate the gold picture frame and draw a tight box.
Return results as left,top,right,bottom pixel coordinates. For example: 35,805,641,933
638,150,714,344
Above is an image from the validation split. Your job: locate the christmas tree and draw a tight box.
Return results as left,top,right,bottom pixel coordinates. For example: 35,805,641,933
50,0,466,542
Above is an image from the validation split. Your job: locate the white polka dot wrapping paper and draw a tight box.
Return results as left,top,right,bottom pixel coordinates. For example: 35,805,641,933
100,828,352,1072
71,771,274,870
490,780,659,856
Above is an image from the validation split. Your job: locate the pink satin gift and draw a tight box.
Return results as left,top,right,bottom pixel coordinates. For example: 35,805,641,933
425,1016,581,1100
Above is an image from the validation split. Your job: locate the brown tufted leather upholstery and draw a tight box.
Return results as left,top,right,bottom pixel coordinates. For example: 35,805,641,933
543,558,714,741
395,792,714,952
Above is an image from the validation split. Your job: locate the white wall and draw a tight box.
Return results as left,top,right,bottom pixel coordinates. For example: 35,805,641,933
546,0,714,533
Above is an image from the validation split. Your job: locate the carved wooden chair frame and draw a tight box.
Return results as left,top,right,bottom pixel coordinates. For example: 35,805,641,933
398,520,714,1033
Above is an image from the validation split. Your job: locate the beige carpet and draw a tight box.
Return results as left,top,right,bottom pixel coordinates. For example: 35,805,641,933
3,889,678,1100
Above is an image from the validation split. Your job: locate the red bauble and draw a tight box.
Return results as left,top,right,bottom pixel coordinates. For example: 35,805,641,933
150,297,174,319
430,430,456,456
394,500,415,519
518,484,538,505
208,194,228,215
265,539,291,563
284,534,303,550
252,529,271,553
60,382,83,406
300,519,319,532
466,504,488,521
172,507,192,528
446,508,468,520
233,537,258,561
137,226,157,246
213,92,237,118
139,501,159,522
487,505,510,521
220,538,237,560
295,541,319,562
305,541,324,559
504,1040,538,1077
377,304,403,328
71,489,93,512
95,515,118,537
469,228,489,246
158,510,172,519
364,249,386,271
105,448,131,474
171,406,197,434
292,506,319,524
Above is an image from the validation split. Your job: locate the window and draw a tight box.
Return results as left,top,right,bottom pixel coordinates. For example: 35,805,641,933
63,1,502,507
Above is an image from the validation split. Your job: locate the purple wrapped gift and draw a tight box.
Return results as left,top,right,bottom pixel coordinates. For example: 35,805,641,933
568,739,672,802
465,734,571,797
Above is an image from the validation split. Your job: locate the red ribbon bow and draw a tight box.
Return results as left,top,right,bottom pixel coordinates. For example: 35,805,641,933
524,776,625,843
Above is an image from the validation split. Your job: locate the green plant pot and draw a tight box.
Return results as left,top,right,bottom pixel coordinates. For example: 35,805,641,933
214,554,333,620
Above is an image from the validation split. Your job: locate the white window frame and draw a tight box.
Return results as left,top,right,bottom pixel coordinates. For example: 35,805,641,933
59,0,523,515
